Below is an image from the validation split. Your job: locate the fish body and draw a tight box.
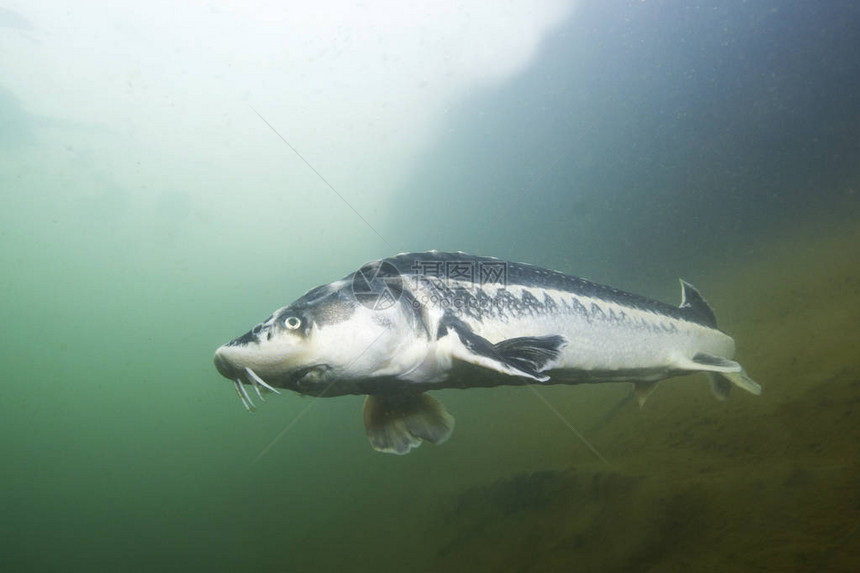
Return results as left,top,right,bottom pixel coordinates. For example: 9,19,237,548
214,252,760,454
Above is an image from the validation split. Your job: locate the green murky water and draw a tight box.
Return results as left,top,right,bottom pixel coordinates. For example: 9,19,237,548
2,2,859,571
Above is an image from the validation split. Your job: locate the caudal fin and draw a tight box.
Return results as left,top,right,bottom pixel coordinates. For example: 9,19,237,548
675,282,763,398
672,352,762,398
707,369,762,399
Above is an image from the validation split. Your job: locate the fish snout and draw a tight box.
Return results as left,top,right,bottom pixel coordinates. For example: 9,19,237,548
213,348,236,380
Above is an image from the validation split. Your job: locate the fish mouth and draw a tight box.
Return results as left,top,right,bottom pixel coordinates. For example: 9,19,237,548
213,349,281,412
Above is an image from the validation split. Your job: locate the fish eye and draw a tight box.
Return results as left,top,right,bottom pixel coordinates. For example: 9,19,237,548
283,316,302,330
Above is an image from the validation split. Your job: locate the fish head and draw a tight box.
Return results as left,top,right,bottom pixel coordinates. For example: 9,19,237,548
214,274,426,397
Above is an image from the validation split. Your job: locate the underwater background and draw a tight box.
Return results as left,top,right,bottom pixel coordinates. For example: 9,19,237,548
1,1,858,571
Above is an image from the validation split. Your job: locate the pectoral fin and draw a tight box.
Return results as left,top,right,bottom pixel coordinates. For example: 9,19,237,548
494,335,568,373
438,315,567,381
363,393,455,455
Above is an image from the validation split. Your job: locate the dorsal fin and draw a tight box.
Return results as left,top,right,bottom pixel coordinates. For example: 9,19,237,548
678,280,718,328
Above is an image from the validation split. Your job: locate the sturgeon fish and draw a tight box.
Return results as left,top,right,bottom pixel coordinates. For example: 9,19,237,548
214,252,761,454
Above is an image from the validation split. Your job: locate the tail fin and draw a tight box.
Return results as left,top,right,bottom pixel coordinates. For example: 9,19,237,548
676,283,762,399
709,369,762,397
673,353,763,398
